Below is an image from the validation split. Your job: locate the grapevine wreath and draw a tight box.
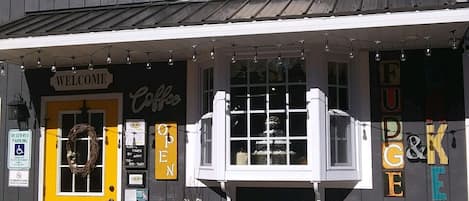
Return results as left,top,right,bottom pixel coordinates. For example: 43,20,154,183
66,123,99,177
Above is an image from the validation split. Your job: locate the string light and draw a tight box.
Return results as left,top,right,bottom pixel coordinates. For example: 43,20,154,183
168,50,174,66
20,56,25,72
192,45,198,62
324,33,330,52
51,61,57,73
348,38,355,59
106,47,112,64
374,40,381,62
450,30,458,50
253,46,258,63
71,56,76,74
145,52,152,70
126,50,132,65
0,60,5,76
210,39,216,60
231,44,237,64
424,36,432,57
88,56,94,71
37,50,42,68
299,40,305,60
400,41,406,62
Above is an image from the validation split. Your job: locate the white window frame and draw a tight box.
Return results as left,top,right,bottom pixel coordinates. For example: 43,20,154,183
200,66,214,167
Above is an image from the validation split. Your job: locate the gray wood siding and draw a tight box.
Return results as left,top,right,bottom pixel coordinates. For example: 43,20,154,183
0,64,39,201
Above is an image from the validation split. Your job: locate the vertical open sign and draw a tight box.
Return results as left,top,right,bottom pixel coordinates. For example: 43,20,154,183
155,123,178,180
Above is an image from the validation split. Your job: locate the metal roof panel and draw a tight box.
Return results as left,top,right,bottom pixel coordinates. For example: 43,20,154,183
281,0,313,16
256,0,292,18
232,0,270,19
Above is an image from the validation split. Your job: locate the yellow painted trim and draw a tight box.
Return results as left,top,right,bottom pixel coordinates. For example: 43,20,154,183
44,99,118,201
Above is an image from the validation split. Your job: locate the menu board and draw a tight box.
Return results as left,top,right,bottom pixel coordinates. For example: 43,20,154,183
125,120,146,169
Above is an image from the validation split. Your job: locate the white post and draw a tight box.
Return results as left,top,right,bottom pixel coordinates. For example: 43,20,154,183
463,49,469,201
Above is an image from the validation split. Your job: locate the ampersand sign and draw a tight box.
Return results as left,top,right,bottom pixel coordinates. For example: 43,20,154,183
406,135,426,161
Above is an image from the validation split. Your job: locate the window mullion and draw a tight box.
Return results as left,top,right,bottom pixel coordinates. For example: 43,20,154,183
266,62,271,165
247,63,252,165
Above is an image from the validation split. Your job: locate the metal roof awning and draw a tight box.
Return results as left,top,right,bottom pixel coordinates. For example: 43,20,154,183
0,0,467,69
0,0,467,39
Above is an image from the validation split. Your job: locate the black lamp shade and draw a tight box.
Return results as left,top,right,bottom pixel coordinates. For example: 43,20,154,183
8,99,30,121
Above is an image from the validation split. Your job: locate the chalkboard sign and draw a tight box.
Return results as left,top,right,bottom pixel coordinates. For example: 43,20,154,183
125,145,146,169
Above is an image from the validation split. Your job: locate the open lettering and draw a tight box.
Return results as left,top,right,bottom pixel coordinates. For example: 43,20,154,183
155,123,178,180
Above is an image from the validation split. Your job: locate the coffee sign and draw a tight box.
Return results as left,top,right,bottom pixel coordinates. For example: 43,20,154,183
50,69,113,91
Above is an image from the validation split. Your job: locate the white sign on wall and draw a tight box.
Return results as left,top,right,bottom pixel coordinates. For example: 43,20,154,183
8,170,29,187
8,129,32,169
50,68,113,91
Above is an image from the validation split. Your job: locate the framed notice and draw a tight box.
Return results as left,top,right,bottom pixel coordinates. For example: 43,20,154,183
155,123,178,180
124,120,146,169
127,172,145,188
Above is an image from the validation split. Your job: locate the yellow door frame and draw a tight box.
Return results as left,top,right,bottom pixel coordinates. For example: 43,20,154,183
38,93,122,201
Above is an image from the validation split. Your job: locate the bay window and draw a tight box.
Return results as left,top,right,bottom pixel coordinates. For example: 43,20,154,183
229,58,307,166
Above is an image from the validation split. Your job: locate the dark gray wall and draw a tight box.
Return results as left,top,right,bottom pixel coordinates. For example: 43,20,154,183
0,64,39,201
0,0,26,25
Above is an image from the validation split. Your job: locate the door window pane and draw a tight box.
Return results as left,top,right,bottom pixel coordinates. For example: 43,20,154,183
89,167,103,192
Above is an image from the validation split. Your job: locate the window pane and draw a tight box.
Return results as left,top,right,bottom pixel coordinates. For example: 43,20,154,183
95,140,103,165
201,118,212,165
250,61,267,84
89,167,102,192
231,87,247,111
250,113,267,137
330,115,351,166
61,140,68,165
267,114,286,137
288,59,306,82
251,140,267,165
90,113,103,137
289,85,306,109
231,114,247,137
269,86,285,110
270,143,286,165
339,88,348,110
328,87,337,109
203,92,209,114
231,141,248,165
289,112,306,136
75,173,87,192
75,140,89,165
338,63,348,85
250,87,266,111
328,62,337,85
60,168,72,192
291,140,307,165
61,114,75,138
231,62,248,84
268,60,285,83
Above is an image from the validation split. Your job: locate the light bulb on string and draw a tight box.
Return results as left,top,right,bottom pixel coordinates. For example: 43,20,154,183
231,44,237,64
20,56,25,72
168,50,174,66
37,50,42,68
106,47,112,64
424,36,432,57
210,39,216,60
88,56,94,71
450,30,458,50
51,61,57,73
277,44,283,65
299,40,305,60
145,52,152,70
192,45,198,62
126,50,132,64
253,46,258,63
400,48,406,62
348,38,355,59
0,60,5,76
71,56,77,74
374,41,381,62
324,33,330,52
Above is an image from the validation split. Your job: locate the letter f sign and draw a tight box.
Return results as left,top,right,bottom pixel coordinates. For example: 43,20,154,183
426,121,448,165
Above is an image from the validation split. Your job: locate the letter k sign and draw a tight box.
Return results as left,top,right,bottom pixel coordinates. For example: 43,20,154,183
426,121,448,165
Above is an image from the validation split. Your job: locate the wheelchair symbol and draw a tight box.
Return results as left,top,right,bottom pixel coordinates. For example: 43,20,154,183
15,144,24,156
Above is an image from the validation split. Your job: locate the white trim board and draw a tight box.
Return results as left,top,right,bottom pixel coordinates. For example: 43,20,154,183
0,7,469,50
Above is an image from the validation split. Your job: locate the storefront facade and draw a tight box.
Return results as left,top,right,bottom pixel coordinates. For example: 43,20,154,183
0,0,469,201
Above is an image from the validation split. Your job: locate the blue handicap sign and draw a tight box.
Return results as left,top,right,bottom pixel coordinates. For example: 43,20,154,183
15,144,25,156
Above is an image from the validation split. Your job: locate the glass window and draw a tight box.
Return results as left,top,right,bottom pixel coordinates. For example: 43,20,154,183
230,58,307,166
201,67,214,166
328,62,352,167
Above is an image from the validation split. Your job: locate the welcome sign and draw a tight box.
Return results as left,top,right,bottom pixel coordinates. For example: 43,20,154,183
50,68,113,91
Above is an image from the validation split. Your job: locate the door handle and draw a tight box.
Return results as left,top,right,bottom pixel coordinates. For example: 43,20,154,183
106,136,109,145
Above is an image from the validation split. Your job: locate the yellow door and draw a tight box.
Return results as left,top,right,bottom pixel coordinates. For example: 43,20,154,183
44,99,119,201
